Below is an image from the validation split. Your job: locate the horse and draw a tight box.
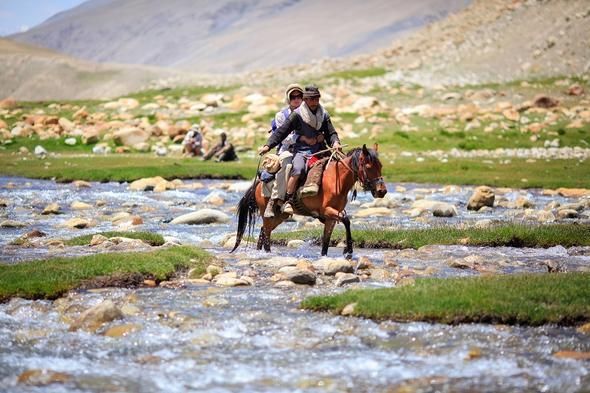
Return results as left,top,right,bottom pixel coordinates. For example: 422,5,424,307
231,144,387,258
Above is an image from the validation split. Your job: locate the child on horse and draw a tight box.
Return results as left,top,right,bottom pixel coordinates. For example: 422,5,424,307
258,85,342,215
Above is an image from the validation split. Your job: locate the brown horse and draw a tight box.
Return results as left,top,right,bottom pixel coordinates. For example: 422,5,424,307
231,144,387,258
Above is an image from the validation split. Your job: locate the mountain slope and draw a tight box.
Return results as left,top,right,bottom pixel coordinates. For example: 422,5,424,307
10,0,471,73
0,38,210,101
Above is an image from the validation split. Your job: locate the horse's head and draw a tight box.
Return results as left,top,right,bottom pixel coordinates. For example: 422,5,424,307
355,144,387,198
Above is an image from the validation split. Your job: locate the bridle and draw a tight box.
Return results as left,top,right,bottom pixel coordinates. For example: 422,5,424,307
355,151,385,193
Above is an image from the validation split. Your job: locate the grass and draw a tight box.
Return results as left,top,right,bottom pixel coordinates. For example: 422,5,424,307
1,136,96,154
64,231,165,246
384,156,590,189
326,67,387,80
272,224,590,249
0,153,257,182
301,272,590,326
0,149,588,187
0,246,212,301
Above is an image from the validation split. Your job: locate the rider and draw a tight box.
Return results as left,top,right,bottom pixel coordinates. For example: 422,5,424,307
258,85,341,215
263,83,304,218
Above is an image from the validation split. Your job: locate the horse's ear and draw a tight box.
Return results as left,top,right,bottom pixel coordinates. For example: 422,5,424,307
362,144,369,155
373,143,378,152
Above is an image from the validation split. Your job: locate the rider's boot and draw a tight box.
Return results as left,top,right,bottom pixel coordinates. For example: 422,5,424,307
263,199,276,218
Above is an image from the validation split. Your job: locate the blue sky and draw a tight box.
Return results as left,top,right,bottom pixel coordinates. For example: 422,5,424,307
0,0,87,36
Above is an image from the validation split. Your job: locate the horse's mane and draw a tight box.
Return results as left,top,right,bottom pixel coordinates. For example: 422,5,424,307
346,147,380,173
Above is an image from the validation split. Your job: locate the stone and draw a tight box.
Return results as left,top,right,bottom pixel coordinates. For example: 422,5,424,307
287,239,305,248
354,207,394,218
17,369,70,386
0,97,17,109
214,272,250,287
70,201,92,210
0,219,26,228
62,218,93,229
467,186,495,210
341,303,357,316
90,234,108,246
171,209,230,225
129,176,174,192
69,300,123,332
314,258,354,275
73,180,91,188
556,188,590,198
278,266,316,285
42,203,61,215
113,127,150,146
206,265,223,277
335,272,360,286
103,323,140,337
577,323,590,334
514,196,535,209
533,95,559,109
567,84,584,96
556,209,578,219
432,203,458,217
34,145,47,158
553,351,590,360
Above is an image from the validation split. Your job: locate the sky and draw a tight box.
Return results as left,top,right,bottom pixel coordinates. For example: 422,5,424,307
0,0,87,36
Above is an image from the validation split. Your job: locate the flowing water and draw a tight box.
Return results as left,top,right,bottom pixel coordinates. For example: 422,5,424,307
0,177,589,392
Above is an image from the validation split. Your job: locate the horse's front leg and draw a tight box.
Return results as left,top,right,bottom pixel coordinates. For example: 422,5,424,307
341,212,353,259
259,217,285,252
256,227,267,251
321,219,337,256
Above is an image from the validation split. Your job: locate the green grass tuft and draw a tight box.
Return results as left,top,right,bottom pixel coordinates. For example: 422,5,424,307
64,231,165,246
272,224,590,249
301,273,590,326
0,246,211,301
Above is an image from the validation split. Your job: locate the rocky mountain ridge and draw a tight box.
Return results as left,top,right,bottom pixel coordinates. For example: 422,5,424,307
10,0,470,73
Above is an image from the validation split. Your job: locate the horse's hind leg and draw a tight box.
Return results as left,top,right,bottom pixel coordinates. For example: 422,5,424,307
341,214,353,259
321,219,337,256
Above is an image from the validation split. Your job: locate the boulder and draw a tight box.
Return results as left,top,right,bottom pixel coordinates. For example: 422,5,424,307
335,272,360,287
69,300,123,332
467,186,495,210
0,98,17,109
171,209,230,225
278,266,316,285
42,203,61,215
62,218,93,229
313,258,354,275
128,176,174,192
354,207,393,218
113,127,150,146
70,201,92,210
0,220,27,228
34,145,47,158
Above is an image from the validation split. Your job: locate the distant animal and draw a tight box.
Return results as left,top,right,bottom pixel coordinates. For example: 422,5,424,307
231,144,387,258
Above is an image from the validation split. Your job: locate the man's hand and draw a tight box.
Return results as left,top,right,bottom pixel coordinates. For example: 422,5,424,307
332,141,342,151
258,145,270,156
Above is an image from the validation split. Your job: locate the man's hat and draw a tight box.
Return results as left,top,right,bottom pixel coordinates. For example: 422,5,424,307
303,85,321,98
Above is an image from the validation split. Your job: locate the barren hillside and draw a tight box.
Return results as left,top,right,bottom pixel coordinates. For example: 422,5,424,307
10,0,470,73
0,39,214,101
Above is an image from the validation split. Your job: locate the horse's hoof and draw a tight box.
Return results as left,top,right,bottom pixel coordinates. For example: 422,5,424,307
344,252,353,260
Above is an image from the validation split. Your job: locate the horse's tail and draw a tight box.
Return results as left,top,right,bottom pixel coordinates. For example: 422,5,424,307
231,179,260,253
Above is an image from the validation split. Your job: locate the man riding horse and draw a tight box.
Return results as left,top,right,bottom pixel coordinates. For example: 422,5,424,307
258,85,342,214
